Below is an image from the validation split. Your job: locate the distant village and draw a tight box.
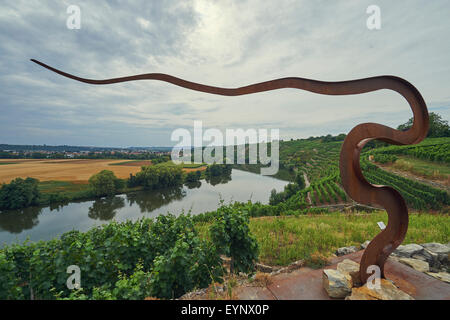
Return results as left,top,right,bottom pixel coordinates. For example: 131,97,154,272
0,144,172,159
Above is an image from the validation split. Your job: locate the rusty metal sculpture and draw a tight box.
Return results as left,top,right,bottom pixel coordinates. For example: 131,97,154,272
30,59,429,284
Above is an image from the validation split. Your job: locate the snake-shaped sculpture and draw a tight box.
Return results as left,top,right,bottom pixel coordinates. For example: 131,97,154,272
30,59,429,284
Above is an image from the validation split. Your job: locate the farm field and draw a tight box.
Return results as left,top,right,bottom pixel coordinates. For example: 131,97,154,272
0,159,146,183
0,158,208,184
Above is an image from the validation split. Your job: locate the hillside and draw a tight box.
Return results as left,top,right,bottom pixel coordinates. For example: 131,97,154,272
259,136,450,211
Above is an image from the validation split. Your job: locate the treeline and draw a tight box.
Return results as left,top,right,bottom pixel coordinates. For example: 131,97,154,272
205,163,232,177
0,162,231,211
0,151,171,161
0,144,112,153
128,165,183,190
0,151,66,159
269,172,305,205
77,152,170,161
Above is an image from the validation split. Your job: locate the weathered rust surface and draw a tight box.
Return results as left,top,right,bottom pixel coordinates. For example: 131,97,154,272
30,59,429,284
237,251,450,300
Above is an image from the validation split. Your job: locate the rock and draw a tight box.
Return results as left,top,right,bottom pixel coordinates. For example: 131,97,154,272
360,240,370,250
323,269,352,298
256,263,274,273
388,255,400,262
345,288,377,300
270,260,303,275
421,243,449,267
393,244,423,258
346,279,414,300
336,246,358,256
337,259,361,287
412,248,441,271
421,243,450,255
397,257,429,273
426,272,450,283
178,288,207,300
286,259,304,272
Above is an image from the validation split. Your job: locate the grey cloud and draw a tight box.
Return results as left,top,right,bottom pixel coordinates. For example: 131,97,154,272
0,0,449,147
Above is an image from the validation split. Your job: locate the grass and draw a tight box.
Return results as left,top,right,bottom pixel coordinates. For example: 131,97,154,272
0,162,17,165
162,161,206,168
108,160,148,166
38,180,90,194
36,180,142,206
195,211,449,268
391,156,450,180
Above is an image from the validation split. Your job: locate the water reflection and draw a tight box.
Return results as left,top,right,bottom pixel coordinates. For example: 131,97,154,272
0,206,42,233
0,169,289,245
205,173,232,186
49,201,70,212
88,197,125,220
126,187,186,213
185,181,202,189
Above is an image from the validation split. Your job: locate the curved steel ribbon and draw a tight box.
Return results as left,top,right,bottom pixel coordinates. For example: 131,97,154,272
30,59,429,284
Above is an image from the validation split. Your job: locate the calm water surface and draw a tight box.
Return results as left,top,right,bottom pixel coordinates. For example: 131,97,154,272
0,169,288,245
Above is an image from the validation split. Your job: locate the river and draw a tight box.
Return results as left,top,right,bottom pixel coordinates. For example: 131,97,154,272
0,169,289,245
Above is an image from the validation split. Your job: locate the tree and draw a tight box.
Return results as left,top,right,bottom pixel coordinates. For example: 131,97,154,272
0,177,40,210
397,112,450,137
295,172,306,190
88,170,121,197
185,170,201,183
135,165,183,190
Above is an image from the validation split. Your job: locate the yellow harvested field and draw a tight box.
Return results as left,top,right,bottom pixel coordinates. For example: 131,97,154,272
0,159,144,183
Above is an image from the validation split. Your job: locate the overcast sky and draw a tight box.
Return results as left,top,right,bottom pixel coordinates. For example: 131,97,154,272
0,0,449,147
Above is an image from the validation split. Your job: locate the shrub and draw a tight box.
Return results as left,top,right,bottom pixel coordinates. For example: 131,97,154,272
88,170,121,197
0,177,40,210
210,204,259,274
185,170,201,183
205,163,232,177
0,214,223,300
134,165,183,190
0,252,24,299
295,172,306,189
372,154,398,164
149,236,222,299
109,263,152,300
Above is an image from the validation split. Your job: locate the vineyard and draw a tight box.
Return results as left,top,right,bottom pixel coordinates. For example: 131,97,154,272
361,160,449,210
366,137,450,163
270,136,450,210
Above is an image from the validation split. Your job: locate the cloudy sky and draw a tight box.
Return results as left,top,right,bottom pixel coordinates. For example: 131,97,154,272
0,0,449,147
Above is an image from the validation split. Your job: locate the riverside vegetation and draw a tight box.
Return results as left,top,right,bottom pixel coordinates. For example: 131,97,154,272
0,162,230,211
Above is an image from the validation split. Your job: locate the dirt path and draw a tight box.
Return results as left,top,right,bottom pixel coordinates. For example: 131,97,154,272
303,172,312,205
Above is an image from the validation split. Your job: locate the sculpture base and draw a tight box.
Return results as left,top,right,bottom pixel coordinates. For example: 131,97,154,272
235,250,450,300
